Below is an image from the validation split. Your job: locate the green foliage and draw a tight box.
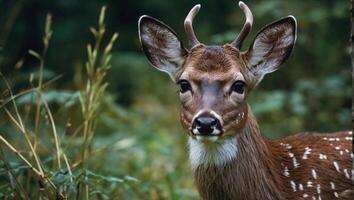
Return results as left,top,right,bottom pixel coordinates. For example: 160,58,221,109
0,0,350,199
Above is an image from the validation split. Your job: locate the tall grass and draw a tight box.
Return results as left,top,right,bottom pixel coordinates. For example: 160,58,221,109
0,4,199,199
79,6,118,199
0,6,122,199
80,7,118,168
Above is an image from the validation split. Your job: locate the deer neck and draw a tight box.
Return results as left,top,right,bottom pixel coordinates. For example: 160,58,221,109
189,106,285,200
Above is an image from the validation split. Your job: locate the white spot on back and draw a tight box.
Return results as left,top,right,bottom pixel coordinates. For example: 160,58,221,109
330,182,335,190
316,184,321,194
319,154,327,160
293,157,299,168
333,161,340,172
344,169,350,179
312,169,317,179
345,137,352,141
334,192,339,198
302,147,312,159
307,181,313,187
299,183,304,191
303,193,309,198
290,180,296,192
283,166,290,177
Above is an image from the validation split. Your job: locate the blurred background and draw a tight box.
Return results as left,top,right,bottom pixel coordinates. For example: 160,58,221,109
0,0,350,199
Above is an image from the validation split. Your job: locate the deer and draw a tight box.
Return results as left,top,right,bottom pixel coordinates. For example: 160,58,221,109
138,1,354,199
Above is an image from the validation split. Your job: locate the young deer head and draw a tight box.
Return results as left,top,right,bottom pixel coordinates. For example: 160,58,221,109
139,2,353,200
139,2,295,142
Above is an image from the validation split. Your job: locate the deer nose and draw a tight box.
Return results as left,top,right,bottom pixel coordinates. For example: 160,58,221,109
193,116,220,135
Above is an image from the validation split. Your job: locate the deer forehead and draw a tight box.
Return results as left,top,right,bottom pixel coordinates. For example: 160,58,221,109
179,45,248,83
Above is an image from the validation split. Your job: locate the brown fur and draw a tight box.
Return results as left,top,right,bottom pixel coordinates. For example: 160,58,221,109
194,108,353,200
178,45,252,137
138,7,353,200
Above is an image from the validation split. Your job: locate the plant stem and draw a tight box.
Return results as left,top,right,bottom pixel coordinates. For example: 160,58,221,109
34,14,52,150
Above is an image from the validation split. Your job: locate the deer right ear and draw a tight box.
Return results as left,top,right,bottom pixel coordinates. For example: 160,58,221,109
138,16,188,82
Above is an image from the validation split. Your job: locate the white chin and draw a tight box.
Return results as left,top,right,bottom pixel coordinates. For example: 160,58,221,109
196,135,219,142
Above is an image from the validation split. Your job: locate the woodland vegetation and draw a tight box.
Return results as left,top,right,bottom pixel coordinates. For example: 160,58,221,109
0,0,350,199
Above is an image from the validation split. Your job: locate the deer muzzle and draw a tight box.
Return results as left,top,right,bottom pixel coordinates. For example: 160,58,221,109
191,111,223,140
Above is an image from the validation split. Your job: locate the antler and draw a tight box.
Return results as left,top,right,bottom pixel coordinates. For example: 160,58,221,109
184,4,201,47
231,1,253,49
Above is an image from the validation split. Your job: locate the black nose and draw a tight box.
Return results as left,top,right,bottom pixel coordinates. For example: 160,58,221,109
193,116,219,135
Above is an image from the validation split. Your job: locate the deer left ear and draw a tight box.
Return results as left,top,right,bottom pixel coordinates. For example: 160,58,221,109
245,16,297,84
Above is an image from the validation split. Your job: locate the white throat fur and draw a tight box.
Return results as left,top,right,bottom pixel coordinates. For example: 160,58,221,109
188,137,238,168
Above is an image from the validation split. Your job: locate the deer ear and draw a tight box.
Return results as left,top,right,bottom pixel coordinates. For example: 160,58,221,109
245,16,297,84
138,15,188,82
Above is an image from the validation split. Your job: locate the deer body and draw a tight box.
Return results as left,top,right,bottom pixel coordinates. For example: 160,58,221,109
138,1,354,199
191,107,353,200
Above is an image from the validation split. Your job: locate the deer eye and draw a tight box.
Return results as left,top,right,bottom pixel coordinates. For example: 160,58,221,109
231,80,245,94
178,80,192,93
